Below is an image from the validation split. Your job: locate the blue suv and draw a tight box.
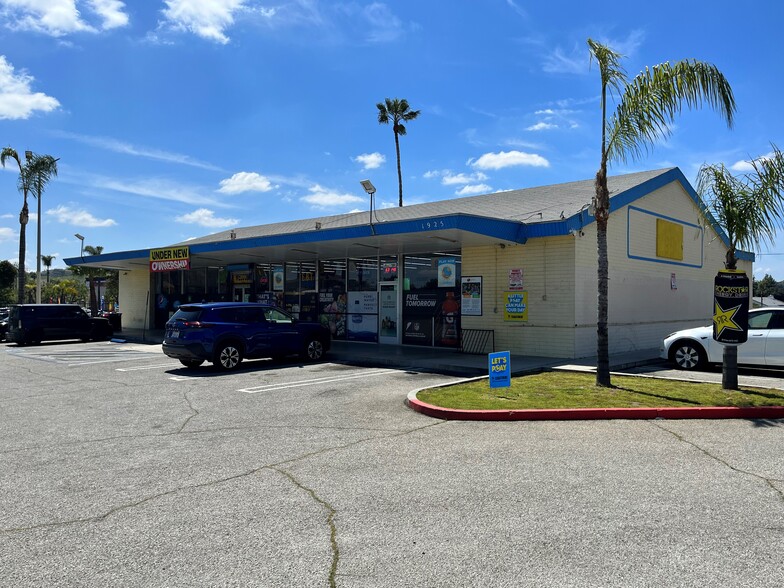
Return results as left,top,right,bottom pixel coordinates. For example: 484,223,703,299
162,302,331,370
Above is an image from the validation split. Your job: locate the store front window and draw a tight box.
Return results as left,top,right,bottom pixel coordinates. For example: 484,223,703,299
402,253,461,347
346,258,379,342
318,259,347,340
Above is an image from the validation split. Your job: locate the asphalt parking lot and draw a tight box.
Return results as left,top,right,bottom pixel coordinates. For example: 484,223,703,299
1,340,783,587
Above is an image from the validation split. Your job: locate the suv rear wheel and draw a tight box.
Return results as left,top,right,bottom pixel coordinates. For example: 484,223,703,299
214,342,243,371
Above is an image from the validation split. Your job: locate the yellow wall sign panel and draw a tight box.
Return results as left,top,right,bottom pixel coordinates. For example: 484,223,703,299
503,291,528,321
656,218,683,261
149,246,190,272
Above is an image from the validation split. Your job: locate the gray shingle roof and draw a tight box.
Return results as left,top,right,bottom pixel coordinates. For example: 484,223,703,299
178,168,673,246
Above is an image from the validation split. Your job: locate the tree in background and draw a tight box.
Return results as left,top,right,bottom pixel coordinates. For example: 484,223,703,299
753,274,777,299
71,245,105,316
587,38,735,387
0,148,58,303
0,260,17,305
376,98,420,207
41,255,56,285
696,145,784,389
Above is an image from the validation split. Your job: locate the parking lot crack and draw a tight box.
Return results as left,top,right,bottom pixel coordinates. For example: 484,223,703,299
651,421,784,503
0,421,448,538
177,390,199,433
271,466,338,588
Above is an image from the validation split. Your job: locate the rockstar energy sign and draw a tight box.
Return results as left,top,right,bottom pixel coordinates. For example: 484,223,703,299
149,246,190,272
713,270,749,344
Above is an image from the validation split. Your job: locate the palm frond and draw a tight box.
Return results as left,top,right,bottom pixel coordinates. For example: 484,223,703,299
697,155,784,255
607,60,736,164
587,38,627,98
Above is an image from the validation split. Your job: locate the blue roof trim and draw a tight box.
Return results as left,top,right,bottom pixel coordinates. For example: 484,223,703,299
64,248,150,267
548,167,754,262
64,214,529,267
64,169,754,267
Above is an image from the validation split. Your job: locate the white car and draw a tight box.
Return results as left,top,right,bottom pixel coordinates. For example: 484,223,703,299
660,308,784,370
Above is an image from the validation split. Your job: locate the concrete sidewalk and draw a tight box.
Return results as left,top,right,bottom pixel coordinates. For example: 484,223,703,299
115,327,661,377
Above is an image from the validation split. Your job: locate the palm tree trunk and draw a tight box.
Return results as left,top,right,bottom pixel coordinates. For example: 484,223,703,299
394,130,403,207
595,171,611,387
89,277,98,317
17,201,28,304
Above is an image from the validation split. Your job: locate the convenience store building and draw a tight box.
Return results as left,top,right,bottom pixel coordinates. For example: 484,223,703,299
65,168,752,358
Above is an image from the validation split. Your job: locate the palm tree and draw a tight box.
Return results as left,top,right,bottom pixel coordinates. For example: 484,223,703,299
41,255,55,284
587,39,736,387
1,147,33,303
27,154,59,303
376,98,420,207
0,148,58,304
696,145,784,389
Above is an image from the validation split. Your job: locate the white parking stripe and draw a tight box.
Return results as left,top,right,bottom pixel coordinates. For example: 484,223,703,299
116,363,178,371
239,369,396,393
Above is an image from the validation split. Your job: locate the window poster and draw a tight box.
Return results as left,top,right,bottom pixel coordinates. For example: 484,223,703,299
438,257,457,288
272,265,284,291
461,276,482,316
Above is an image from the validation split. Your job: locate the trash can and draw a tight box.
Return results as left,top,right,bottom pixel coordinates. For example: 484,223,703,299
106,312,122,332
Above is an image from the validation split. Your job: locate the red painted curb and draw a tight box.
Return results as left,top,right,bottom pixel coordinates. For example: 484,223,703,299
405,397,784,421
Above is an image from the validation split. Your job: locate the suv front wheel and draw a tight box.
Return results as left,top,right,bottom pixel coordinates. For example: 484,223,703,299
301,337,325,362
214,341,243,371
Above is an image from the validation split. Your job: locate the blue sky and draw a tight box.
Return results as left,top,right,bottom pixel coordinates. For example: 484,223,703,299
1,0,783,278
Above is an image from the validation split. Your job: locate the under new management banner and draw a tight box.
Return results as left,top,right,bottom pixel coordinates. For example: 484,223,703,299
149,246,190,272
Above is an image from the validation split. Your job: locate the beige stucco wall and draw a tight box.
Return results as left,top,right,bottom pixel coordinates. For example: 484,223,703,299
118,270,152,330
573,180,751,357
461,237,577,358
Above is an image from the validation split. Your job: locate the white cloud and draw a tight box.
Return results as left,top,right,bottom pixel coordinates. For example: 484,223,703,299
442,172,488,186
300,184,365,209
46,205,117,227
0,226,16,242
360,2,404,43
89,0,129,29
526,122,557,131
85,175,224,207
542,46,586,75
469,150,550,170
353,152,386,170
730,152,776,173
175,208,238,228
55,131,223,171
160,0,248,44
0,0,129,35
218,171,276,194
455,184,492,196
0,56,60,120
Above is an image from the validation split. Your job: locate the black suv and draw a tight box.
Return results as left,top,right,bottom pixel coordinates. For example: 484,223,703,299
162,302,331,370
7,304,114,345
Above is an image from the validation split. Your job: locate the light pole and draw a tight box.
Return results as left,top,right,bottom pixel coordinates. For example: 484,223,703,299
360,180,376,232
75,233,85,259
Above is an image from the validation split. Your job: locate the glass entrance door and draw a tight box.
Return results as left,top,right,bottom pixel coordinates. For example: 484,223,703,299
233,285,250,302
379,283,398,344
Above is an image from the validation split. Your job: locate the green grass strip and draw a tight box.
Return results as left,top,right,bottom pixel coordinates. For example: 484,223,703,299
417,372,784,410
